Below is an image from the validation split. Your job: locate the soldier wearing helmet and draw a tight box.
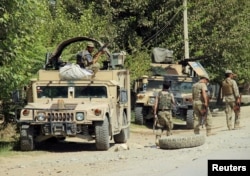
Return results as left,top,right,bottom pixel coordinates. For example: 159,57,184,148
192,74,214,136
76,42,96,68
221,70,240,130
154,81,175,146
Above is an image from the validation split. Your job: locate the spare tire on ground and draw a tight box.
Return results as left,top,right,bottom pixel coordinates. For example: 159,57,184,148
159,134,205,149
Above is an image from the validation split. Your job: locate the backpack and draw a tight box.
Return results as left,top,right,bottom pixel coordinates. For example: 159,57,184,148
158,91,172,110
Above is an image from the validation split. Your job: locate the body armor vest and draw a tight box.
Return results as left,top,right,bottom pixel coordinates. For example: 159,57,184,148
192,82,202,101
158,91,172,110
222,79,233,95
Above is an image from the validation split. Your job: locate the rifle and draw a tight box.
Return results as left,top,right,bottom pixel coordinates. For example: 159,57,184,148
92,43,109,64
234,94,242,113
200,105,208,128
153,114,158,134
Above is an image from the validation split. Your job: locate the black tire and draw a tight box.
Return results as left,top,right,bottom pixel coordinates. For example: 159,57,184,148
159,134,205,149
20,125,35,151
135,105,144,125
95,116,110,150
186,109,194,129
114,112,129,143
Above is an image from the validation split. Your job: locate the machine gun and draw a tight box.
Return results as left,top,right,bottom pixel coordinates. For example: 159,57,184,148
92,43,109,64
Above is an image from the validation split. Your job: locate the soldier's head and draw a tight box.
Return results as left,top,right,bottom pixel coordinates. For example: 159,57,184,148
162,81,171,90
86,42,95,53
200,74,210,84
225,70,235,78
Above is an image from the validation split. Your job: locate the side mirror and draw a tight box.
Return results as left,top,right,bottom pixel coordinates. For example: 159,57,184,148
120,89,128,104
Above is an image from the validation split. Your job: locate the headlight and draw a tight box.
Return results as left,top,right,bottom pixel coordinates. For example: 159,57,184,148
175,98,183,105
37,113,46,121
76,112,84,121
148,97,156,104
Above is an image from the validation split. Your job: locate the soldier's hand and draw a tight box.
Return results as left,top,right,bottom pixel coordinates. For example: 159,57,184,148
200,109,207,114
154,114,158,119
236,98,240,104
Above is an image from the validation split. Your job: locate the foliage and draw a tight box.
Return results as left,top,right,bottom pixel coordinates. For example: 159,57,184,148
187,0,250,84
0,0,249,101
0,0,50,98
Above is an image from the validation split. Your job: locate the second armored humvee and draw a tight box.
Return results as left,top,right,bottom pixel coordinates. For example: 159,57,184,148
133,48,207,129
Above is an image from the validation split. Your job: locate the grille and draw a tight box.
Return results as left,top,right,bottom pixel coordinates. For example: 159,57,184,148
46,112,74,122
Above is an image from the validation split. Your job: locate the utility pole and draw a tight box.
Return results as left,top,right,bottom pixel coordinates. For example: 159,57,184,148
183,0,189,59
183,0,192,76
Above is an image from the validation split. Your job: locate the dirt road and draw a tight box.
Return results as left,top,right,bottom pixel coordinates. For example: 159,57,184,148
0,106,250,176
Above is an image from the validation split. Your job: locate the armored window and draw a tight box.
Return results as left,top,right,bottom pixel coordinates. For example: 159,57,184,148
75,86,107,98
37,86,68,98
120,89,128,103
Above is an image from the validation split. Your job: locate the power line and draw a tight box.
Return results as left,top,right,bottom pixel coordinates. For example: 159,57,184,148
142,7,182,46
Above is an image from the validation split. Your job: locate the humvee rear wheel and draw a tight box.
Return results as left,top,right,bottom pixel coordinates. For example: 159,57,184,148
186,109,194,129
114,112,129,143
159,134,205,149
95,116,110,150
135,105,144,125
20,125,35,151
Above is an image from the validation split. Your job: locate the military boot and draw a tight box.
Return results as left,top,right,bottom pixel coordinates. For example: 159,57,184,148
206,129,216,136
194,129,200,135
234,123,240,130
155,135,161,146
166,130,172,136
228,125,233,130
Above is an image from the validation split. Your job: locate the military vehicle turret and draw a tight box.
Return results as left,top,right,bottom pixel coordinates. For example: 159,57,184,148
17,37,131,151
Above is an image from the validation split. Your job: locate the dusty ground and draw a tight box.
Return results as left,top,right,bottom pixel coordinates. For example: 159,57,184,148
0,106,250,176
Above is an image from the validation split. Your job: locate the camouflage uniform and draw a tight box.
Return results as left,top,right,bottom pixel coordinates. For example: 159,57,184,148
76,42,100,76
192,81,213,136
222,76,240,130
155,90,174,140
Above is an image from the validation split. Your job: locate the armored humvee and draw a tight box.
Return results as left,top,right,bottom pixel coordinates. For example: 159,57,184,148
133,48,207,129
17,37,131,151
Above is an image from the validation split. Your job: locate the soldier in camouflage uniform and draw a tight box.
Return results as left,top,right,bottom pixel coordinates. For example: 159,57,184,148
192,75,213,136
154,81,175,145
221,70,240,130
76,42,96,68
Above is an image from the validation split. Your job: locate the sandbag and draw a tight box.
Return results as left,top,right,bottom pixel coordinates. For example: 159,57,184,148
59,63,93,80
152,47,174,63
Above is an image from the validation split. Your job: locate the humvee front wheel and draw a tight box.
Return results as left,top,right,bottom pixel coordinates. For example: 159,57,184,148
135,105,144,125
114,112,129,143
20,125,35,151
95,116,110,150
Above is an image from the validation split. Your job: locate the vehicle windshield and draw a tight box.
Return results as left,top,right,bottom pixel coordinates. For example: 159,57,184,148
37,86,107,98
75,86,107,98
147,80,163,90
171,82,194,93
37,86,68,98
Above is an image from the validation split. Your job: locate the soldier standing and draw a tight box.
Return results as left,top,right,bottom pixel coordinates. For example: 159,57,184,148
192,75,214,136
221,70,240,130
154,81,175,145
